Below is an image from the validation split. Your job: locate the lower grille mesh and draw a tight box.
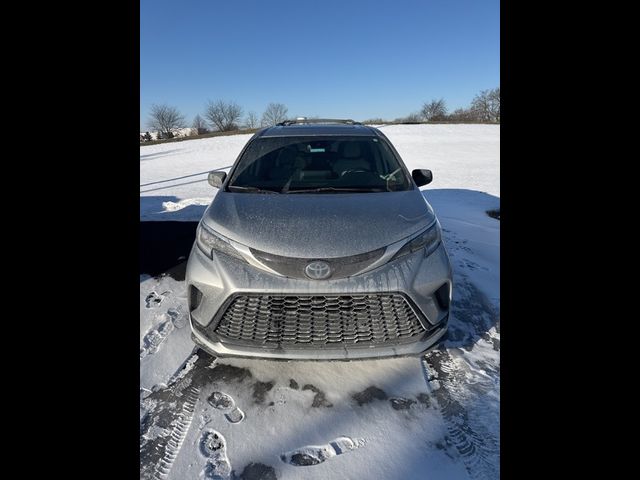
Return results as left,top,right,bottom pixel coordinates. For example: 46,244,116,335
212,294,426,348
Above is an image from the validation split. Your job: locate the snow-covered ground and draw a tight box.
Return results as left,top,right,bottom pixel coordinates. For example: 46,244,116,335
140,124,500,479
140,124,499,221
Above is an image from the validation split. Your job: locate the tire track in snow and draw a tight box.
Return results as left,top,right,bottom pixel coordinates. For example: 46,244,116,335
153,384,200,479
424,349,499,480
422,274,500,480
140,352,217,480
445,273,500,352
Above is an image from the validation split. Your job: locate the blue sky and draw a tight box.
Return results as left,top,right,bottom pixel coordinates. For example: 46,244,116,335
140,0,499,130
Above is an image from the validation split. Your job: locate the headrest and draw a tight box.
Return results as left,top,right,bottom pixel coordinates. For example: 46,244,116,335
293,156,308,169
277,148,298,164
342,142,362,158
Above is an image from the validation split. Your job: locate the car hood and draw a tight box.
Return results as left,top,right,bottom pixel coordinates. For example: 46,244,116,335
202,190,435,258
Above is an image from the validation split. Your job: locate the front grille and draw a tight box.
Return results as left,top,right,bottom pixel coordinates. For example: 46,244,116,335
249,247,385,280
210,294,427,348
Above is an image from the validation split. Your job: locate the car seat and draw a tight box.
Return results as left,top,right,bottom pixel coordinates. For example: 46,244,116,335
268,148,299,180
333,142,371,177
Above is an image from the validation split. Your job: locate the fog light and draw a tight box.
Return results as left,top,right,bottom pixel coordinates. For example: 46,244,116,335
434,283,450,310
189,285,203,312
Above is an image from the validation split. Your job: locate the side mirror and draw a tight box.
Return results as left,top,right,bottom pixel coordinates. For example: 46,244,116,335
412,169,433,187
208,171,227,188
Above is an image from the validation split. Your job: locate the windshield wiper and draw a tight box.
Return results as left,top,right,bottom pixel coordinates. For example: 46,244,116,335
227,185,280,194
286,187,385,194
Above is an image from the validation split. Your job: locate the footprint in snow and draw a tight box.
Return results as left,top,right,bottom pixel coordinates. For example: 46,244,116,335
281,436,364,467
207,391,245,424
390,397,417,410
167,306,187,328
200,430,232,480
144,290,170,308
139,320,174,359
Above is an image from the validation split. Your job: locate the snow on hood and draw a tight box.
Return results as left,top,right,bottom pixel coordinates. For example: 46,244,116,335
202,189,435,258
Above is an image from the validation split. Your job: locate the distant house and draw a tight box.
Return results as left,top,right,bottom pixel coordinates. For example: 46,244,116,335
171,127,197,138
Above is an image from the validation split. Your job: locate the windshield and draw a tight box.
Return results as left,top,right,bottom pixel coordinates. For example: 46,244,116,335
227,136,412,193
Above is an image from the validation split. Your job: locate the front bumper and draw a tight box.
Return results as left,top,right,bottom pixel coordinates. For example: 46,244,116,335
186,242,452,360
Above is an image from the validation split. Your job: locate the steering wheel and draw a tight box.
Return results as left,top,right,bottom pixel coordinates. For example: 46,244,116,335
340,169,369,177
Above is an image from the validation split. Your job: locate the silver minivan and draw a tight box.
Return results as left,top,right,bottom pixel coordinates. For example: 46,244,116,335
186,119,452,359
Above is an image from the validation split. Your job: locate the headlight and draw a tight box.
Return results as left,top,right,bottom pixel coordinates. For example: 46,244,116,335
196,222,246,262
392,222,441,260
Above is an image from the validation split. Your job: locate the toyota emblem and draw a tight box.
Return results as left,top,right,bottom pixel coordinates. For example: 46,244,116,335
305,261,331,280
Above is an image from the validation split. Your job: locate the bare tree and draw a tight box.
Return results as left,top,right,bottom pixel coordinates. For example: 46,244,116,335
261,103,289,126
447,108,479,123
147,104,186,139
205,100,243,131
488,87,500,122
245,111,259,129
192,114,209,135
362,118,386,124
394,112,422,123
421,99,447,121
471,88,500,123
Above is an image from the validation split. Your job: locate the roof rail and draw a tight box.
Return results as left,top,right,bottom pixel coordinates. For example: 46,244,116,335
276,118,362,126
